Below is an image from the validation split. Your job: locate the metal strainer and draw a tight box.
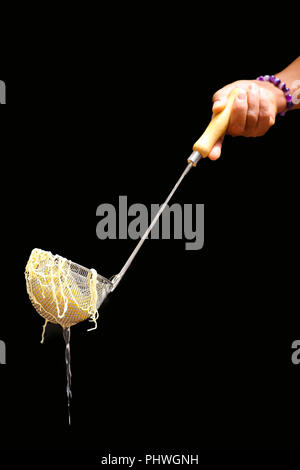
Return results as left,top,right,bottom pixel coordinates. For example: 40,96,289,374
25,248,112,329
25,88,241,330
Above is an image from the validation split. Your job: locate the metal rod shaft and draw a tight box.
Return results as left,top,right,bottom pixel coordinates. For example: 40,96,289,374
111,162,194,291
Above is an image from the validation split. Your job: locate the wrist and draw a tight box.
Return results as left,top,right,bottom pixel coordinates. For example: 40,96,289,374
256,75,292,115
276,57,300,110
267,81,287,114
277,72,300,110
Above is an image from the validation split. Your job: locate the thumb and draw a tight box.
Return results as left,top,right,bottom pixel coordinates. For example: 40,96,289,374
212,85,235,114
208,136,224,160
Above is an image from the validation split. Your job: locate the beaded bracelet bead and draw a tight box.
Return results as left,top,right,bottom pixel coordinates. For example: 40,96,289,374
256,74,293,116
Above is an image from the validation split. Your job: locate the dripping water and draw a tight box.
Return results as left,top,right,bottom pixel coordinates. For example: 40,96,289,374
63,327,72,426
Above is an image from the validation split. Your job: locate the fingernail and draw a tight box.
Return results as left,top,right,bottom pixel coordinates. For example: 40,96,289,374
213,99,225,111
269,116,275,126
209,147,221,160
213,99,221,108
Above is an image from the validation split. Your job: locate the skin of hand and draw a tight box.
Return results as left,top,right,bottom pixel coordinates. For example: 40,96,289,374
208,79,287,160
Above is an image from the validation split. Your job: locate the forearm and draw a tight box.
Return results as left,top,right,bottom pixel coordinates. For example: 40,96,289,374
277,56,300,110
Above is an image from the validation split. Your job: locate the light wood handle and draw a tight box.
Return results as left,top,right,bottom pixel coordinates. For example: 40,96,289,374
193,88,244,158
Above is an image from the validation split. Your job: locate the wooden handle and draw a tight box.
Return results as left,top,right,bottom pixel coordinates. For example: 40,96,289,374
193,88,244,158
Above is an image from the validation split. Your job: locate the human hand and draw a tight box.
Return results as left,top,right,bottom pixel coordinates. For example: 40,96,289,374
208,79,287,160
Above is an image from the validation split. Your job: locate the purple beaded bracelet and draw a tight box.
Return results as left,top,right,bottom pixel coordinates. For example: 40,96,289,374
256,75,293,116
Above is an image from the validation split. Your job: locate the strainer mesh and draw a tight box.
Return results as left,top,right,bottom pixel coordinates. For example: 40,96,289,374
25,248,111,329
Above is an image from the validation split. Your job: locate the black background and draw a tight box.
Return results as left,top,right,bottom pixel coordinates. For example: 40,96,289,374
0,6,299,467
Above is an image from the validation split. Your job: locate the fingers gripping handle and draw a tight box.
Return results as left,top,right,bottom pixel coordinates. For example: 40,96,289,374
188,88,243,165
